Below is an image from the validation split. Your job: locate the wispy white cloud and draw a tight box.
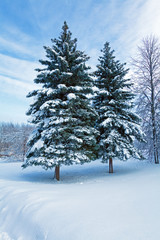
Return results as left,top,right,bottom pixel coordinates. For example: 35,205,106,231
0,26,44,60
0,54,39,83
0,55,38,122
0,75,35,99
70,0,159,60
0,54,40,109
112,0,160,59
0,36,36,58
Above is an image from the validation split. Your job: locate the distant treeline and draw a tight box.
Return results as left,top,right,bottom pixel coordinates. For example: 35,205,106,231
0,122,34,161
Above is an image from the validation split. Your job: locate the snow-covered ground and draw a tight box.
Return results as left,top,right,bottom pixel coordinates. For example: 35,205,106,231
0,159,160,240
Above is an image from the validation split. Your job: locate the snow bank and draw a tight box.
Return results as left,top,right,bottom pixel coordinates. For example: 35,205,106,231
0,160,160,240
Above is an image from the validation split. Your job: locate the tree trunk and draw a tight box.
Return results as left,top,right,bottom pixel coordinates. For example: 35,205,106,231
55,165,60,181
109,157,113,173
151,110,159,164
150,63,159,164
22,136,27,161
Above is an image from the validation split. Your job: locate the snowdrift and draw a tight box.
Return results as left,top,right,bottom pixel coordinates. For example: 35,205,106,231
0,160,160,240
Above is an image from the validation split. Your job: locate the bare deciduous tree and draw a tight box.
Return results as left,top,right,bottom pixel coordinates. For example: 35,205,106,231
0,123,34,161
132,35,160,164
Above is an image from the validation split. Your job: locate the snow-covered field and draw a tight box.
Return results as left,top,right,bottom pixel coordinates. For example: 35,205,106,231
0,159,160,240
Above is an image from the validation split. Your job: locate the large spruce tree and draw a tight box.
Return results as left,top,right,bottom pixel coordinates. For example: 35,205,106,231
94,42,143,173
22,22,99,180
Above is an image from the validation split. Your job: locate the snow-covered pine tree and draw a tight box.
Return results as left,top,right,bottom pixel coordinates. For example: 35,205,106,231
22,22,99,180
94,42,144,173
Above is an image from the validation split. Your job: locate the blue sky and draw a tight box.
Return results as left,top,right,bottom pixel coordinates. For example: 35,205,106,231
0,0,160,123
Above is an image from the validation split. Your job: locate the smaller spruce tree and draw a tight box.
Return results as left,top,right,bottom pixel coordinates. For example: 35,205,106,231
94,42,144,173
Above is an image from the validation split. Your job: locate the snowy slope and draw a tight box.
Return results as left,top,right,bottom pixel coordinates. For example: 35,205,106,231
0,160,160,240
